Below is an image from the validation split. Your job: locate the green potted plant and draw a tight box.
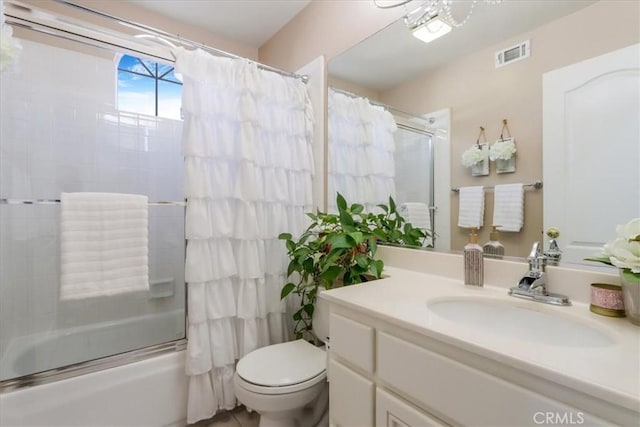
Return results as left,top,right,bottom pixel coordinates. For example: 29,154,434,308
278,193,430,339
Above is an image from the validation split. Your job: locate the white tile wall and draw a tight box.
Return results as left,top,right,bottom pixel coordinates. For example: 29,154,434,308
0,39,185,375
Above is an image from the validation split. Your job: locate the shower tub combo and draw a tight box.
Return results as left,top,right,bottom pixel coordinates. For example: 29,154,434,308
0,350,187,426
1,1,190,424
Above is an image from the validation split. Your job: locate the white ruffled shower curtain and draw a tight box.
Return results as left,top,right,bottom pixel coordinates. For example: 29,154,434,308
328,89,397,212
174,48,314,424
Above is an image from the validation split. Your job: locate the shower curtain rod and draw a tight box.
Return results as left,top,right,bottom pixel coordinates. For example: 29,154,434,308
53,0,307,82
5,16,176,64
330,86,435,133
5,0,308,83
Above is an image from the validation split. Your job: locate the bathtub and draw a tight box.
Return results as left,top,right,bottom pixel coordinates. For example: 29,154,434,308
0,350,188,426
1,310,185,381
0,310,189,426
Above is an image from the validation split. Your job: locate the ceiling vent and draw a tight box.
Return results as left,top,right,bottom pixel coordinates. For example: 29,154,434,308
495,40,530,68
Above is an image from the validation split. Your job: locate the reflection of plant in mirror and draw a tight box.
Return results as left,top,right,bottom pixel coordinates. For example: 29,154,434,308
279,193,430,340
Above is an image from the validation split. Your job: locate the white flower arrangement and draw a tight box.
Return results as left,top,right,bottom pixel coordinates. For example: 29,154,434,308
489,138,516,161
588,218,640,277
461,145,485,168
603,218,640,274
0,0,22,73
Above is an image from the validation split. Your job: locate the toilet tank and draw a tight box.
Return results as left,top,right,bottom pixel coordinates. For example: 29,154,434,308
312,289,330,344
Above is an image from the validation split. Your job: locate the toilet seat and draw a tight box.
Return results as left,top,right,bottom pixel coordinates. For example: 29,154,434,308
235,369,326,395
236,340,326,395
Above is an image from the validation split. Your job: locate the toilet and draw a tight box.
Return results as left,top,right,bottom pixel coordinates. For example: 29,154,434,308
233,298,330,427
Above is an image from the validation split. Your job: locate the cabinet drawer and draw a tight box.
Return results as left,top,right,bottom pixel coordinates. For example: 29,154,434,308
329,359,374,427
330,313,374,373
376,388,448,427
377,332,605,426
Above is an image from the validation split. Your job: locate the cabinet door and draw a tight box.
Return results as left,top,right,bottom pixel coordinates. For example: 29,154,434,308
330,313,375,373
377,332,610,426
329,359,374,427
376,388,448,427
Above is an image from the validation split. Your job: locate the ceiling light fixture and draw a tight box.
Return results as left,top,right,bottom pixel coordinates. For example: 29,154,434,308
410,14,451,43
375,0,503,44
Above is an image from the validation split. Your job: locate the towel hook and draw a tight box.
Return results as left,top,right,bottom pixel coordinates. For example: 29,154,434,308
476,126,486,146
500,119,512,141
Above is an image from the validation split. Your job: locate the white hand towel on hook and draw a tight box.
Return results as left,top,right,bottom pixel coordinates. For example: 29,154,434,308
493,183,525,232
457,186,485,228
60,192,149,300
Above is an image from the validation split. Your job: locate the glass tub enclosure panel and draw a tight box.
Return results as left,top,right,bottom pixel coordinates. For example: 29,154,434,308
0,39,186,382
393,128,433,207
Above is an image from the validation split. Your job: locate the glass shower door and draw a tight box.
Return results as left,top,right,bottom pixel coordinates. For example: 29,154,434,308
393,126,435,246
0,36,186,382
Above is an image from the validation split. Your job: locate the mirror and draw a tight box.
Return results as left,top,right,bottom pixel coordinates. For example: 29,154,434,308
327,0,640,267
327,87,451,251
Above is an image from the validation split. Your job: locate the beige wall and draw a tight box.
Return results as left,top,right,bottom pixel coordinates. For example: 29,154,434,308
328,75,381,101
263,0,639,257
380,0,640,256
259,0,404,72
17,0,636,257
16,0,258,60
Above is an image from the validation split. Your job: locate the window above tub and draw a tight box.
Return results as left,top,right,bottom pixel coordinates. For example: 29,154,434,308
117,55,182,120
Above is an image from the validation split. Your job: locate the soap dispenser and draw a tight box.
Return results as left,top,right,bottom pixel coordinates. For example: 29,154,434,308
483,225,505,257
464,228,484,287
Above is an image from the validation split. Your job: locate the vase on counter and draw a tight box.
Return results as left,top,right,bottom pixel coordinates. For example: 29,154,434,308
620,269,640,325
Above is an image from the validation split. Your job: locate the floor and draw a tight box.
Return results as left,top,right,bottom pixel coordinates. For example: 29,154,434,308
190,406,260,427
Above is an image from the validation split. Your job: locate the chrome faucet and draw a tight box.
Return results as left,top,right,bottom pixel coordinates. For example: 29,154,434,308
508,242,571,306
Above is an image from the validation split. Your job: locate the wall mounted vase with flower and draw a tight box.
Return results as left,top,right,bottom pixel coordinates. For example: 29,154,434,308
462,143,489,176
489,138,517,174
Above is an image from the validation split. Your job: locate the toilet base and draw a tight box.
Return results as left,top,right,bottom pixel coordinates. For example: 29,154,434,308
257,382,329,427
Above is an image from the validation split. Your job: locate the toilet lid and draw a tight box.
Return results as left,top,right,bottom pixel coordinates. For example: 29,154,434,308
236,339,325,387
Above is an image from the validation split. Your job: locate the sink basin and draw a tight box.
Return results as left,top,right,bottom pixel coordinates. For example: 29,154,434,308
427,298,615,347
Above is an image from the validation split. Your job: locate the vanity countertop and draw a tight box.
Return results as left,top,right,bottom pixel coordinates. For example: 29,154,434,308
318,266,640,413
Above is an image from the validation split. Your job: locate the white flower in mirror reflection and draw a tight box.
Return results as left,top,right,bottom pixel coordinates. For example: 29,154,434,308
489,139,516,161
461,145,484,167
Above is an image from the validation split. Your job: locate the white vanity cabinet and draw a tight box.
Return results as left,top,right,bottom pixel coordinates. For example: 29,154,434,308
328,313,376,426
329,359,375,426
329,311,448,427
327,309,616,427
376,388,447,427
